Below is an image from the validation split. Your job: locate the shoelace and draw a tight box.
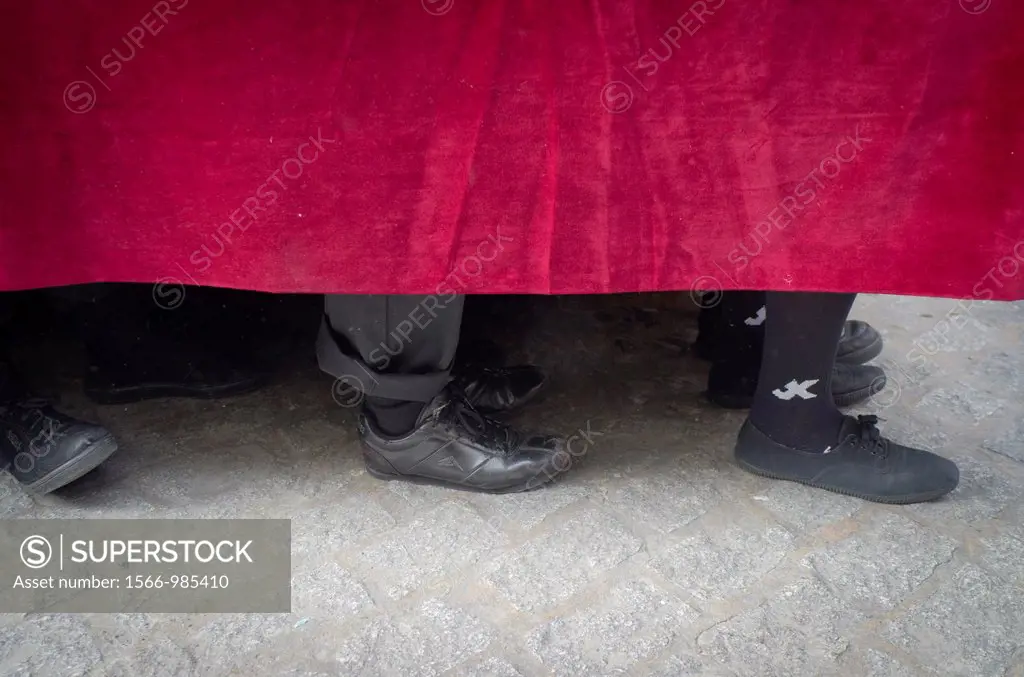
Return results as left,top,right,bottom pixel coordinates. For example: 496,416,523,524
443,386,517,454
6,399,69,445
454,365,511,388
852,414,888,458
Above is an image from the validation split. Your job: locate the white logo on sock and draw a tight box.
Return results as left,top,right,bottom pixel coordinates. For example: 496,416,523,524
744,306,767,326
772,379,819,400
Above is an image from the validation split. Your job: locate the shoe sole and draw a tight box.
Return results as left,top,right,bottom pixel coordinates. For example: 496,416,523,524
832,373,887,408
84,377,267,405
25,434,118,495
836,335,883,365
734,456,955,504
364,463,566,494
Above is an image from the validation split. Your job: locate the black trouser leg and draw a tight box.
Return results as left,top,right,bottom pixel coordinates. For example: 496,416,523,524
317,294,464,435
749,291,855,451
0,292,28,403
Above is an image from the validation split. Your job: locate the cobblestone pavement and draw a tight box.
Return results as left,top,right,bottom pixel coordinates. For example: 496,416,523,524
1,294,1022,677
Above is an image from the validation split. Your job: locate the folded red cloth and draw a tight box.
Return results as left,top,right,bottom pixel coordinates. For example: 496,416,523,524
1,0,1021,299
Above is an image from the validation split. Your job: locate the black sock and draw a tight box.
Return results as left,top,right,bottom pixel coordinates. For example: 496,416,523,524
715,290,769,360
363,396,425,437
749,291,855,452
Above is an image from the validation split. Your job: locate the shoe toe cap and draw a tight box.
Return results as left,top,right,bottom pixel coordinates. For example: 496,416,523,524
48,424,114,468
891,446,960,497
516,435,572,484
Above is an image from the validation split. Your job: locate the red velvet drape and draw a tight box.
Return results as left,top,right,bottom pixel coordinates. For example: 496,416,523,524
1,0,1022,299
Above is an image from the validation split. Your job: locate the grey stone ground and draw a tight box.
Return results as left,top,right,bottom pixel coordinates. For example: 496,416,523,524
1,294,1023,677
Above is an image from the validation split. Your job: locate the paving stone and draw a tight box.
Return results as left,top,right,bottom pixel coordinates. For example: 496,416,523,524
982,419,1024,464
485,508,642,613
696,576,866,677
859,648,919,677
469,482,589,530
906,313,994,354
190,613,297,673
0,473,33,518
915,386,1005,426
460,657,525,677
106,638,200,677
291,561,374,618
0,615,107,677
754,480,860,533
975,350,1024,393
885,564,1024,677
330,600,494,676
599,461,723,534
649,510,794,605
0,620,30,670
357,501,505,600
804,513,956,611
33,482,164,520
978,528,1024,587
526,579,699,676
268,669,336,677
291,498,396,560
870,354,939,400
128,443,282,507
382,481,458,510
952,301,1024,332
648,654,738,677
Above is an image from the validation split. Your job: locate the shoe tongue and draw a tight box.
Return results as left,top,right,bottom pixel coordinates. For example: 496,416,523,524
417,392,452,426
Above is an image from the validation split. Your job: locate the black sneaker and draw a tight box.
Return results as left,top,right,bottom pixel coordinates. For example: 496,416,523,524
453,365,545,414
359,388,569,493
835,320,883,365
0,399,117,494
707,360,887,409
734,415,959,504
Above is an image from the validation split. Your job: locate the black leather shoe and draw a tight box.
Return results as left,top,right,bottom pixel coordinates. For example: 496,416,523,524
453,365,545,414
734,415,959,504
359,388,570,493
707,359,887,409
84,343,268,404
835,320,883,365
0,399,117,494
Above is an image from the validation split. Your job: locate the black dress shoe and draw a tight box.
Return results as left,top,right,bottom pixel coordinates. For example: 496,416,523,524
453,365,545,414
707,359,887,409
0,399,117,494
734,415,959,504
359,388,570,493
84,342,268,405
835,320,884,365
